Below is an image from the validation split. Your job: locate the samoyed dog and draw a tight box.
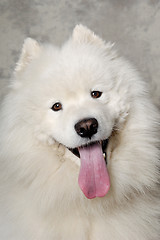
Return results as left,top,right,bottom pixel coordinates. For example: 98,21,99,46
0,25,159,239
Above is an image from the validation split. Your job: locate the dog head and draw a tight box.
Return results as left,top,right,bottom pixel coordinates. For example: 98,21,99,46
10,25,157,200
13,25,133,149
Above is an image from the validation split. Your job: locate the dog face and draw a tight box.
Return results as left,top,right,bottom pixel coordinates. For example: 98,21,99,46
13,26,130,151
42,59,115,150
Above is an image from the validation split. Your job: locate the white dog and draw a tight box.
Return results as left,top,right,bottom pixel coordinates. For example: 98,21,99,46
0,25,159,239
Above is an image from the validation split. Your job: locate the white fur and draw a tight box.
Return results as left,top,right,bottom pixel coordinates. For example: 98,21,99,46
0,25,159,239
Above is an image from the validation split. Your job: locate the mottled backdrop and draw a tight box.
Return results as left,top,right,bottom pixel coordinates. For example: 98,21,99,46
0,0,160,106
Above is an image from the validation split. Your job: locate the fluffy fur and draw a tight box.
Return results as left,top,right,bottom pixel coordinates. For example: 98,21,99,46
0,25,159,239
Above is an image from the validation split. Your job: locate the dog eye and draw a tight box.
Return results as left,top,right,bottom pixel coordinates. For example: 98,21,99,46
91,91,102,99
51,102,62,111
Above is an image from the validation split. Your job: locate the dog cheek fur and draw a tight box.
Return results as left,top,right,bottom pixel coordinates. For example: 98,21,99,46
105,59,160,201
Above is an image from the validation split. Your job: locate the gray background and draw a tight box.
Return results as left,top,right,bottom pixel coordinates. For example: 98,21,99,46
0,0,160,106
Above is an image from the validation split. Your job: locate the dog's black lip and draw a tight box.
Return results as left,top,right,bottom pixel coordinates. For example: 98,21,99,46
69,139,109,162
71,147,80,158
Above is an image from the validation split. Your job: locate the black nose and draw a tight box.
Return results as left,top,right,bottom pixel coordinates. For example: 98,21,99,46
74,118,98,139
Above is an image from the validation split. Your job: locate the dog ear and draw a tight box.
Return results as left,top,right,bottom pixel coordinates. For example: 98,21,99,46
72,24,106,46
14,38,41,73
72,24,116,57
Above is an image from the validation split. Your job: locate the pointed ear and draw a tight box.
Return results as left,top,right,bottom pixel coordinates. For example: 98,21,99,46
15,38,41,73
72,24,106,46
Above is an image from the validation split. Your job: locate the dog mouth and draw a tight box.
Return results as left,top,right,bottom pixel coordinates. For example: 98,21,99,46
69,139,109,162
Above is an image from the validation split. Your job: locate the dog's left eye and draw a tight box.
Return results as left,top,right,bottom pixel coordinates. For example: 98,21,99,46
91,91,102,99
51,102,62,111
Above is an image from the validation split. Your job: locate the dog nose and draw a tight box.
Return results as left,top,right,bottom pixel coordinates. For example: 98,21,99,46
74,118,98,139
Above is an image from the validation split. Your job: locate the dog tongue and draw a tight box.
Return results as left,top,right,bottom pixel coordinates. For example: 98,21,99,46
78,143,110,199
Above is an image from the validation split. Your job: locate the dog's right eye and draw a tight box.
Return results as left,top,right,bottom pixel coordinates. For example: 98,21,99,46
91,91,102,99
51,102,62,111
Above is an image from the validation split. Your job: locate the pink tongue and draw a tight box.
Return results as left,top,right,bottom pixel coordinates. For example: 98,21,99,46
78,143,110,199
